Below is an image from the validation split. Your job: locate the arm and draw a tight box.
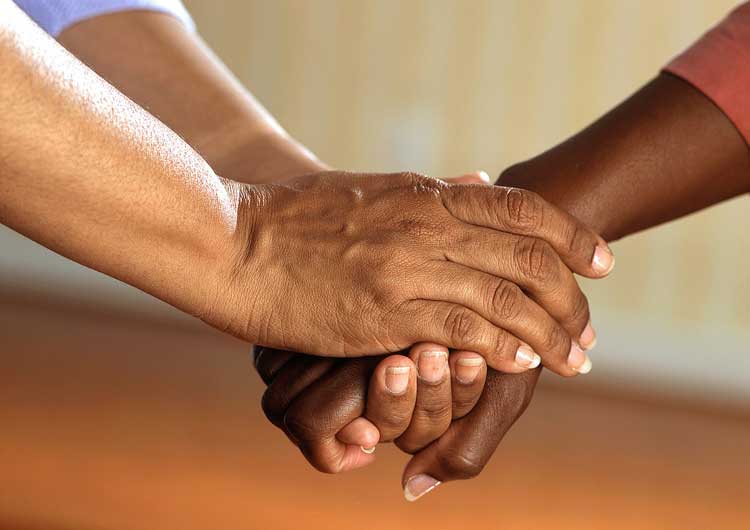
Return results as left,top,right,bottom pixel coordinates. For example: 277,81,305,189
256,71,750,495
0,2,237,319
56,8,324,183
55,9,612,374
401,71,749,497
2,2,608,365
502,72,749,241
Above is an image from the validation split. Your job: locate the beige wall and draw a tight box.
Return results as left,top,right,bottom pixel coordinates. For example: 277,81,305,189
1,1,747,402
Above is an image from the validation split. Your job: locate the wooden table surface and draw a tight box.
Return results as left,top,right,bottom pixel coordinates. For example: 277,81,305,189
1,293,748,530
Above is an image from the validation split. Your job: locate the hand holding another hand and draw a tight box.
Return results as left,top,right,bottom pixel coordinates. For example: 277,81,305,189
208,170,612,375
250,170,611,501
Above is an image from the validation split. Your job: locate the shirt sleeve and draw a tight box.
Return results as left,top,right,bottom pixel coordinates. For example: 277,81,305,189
13,0,195,37
664,2,750,145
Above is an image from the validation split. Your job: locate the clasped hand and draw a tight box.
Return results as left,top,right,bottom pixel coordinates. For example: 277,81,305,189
232,170,612,500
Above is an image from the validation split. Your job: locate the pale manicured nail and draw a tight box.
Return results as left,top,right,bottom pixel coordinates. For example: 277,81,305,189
404,474,441,502
418,351,448,383
455,356,484,384
568,342,592,374
361,445,376,454
385,366,410,395
592,245,615,275
515,345,541,369
478,170,491,183
579,320,597,350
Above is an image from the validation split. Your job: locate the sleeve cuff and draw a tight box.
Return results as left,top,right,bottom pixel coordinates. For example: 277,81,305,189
15,0,195,37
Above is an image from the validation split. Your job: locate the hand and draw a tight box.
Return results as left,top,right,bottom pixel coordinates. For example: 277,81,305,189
211,170,612,375
254,343,489,474
254,344,533,503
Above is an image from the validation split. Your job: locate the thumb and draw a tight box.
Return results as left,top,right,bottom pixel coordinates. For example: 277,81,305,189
401,369,540,501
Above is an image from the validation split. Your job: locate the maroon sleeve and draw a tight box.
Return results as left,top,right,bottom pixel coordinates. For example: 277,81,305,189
664,2,750,145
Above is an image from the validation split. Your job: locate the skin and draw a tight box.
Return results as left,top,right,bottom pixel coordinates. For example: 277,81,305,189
49,8,613,489
0,4,611,369
54,7,749,501
258,71,750,500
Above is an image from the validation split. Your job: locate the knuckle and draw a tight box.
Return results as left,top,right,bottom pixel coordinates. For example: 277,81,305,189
260,389,284,427
492,330,513,359
283,407,320,443
489,280,523,320
417,398,453,418
563,222,586,256
541,324,569,357
452,395,479,414
503,188,542,231
443,306,480,346
568,292,590,326
514,237,557,283
374,409,412,435
402,172,445,194
435,446,485,479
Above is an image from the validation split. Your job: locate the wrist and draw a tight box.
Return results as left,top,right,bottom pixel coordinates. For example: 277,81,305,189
196,177,268,341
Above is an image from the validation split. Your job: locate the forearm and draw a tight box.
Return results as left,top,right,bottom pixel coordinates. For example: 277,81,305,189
490,72,750,428
57,11,327,183
0,3,237,316
499,73,750,240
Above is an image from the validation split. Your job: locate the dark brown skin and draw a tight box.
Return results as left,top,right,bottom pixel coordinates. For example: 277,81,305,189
260,72,750,496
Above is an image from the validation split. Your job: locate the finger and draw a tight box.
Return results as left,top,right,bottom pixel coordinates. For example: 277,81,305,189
416,262,589,376
365,355,417,442
439,171,491,185
395,343,453,453
284,358,379,474
253,346,296,385
337,417,380,454
442,184,614,278
395,299,583,375
449,351,486,419
262,355,337,428
402,368,540,501
440,227,594,349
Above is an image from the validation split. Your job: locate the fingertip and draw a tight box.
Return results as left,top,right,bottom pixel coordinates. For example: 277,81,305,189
376,355,416,396
592,243,615,276
339,444,377,472
409,342,449,356
404,474,441,502
449,351,485,385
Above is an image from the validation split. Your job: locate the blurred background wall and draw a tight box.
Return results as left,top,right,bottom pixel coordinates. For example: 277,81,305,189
1,0,748,405
3,3,750,530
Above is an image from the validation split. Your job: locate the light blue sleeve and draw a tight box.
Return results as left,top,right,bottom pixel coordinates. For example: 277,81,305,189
13,0,195,37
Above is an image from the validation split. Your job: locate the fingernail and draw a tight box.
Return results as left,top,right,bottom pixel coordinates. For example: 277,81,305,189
568,342,592,374
579,320,597,350
418,351,448,383
404,474,441,502
455,356,483,384
478,170,491,183
361,445,376,454
592,245,615,275
385,366,411,395
515,344,541,369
